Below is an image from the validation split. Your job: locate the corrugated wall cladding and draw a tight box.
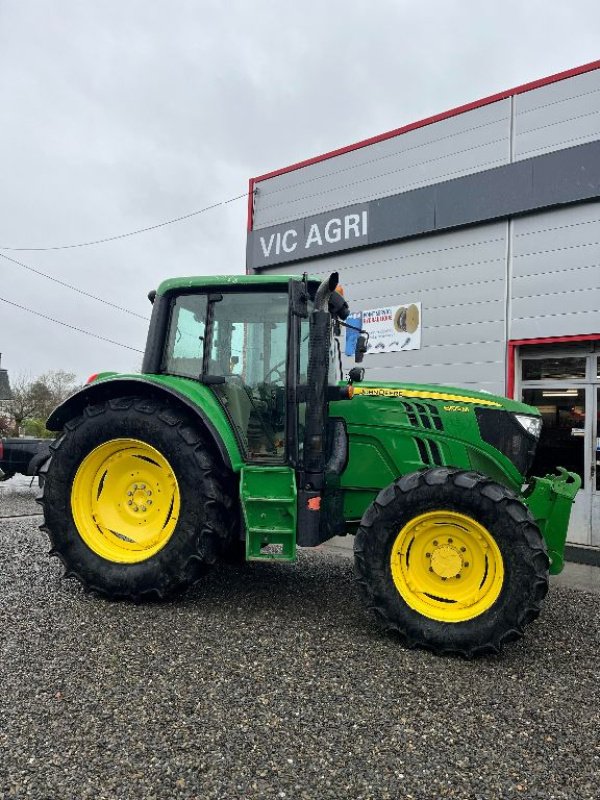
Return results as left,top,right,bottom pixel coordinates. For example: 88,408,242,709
252,100,512,230
514,68,600,160
260,223,508,396
510,201,600,339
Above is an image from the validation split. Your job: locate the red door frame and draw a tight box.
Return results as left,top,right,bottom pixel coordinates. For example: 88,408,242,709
507,334,600,398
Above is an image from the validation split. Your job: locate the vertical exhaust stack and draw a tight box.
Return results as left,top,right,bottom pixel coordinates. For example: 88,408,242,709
297,273,338,546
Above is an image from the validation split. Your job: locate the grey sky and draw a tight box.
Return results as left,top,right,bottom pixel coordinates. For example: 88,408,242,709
1,0,599,381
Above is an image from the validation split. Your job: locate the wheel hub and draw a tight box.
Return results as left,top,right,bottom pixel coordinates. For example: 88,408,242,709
430,544,462,579
127,483,153,513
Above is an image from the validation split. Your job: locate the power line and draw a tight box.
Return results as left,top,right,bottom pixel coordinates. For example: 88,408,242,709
0,191,249,251
0,252,149,321
0,296,144,354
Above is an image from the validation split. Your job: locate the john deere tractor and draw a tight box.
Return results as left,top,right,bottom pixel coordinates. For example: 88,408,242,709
40,273,580,657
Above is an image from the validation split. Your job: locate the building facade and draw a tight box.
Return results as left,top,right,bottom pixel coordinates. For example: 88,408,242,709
246,61,600,555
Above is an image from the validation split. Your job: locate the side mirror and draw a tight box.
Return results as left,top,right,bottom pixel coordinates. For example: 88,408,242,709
348,367,365,383
355,334,368,363
328,290,350,320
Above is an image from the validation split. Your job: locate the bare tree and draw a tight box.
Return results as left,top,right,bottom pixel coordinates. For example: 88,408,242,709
5,370,79,436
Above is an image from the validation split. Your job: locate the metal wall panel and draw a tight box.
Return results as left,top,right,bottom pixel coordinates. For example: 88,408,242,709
253,101,511,229
514,68,600,160
261,222,508,395
511,201,600,339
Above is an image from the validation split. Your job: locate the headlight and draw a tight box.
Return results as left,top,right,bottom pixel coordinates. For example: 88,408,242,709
475,408,540,476
514,414,542,439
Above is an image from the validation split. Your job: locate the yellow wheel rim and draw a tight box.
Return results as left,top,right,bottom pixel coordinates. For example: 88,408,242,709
390,510,504,623
71,438,180,564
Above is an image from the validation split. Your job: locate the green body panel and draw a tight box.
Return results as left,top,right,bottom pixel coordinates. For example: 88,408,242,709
91,372,245,470
330,381,528,520
240,466,297,560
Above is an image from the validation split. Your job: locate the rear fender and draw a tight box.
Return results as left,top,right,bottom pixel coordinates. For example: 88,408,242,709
46,376,241,470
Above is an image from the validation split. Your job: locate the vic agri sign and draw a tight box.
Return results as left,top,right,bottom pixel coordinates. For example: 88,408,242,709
250,206,370,267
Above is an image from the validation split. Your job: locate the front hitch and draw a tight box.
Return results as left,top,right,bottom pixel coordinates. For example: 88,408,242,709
522,468,582,574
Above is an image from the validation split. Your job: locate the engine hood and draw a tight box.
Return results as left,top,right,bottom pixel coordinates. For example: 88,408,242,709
349,381,538,416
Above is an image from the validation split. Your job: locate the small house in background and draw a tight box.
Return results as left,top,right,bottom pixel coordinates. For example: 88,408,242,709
0,353,12,406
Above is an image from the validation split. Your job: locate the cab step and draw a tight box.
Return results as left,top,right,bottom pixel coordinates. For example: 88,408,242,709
240,466,297,561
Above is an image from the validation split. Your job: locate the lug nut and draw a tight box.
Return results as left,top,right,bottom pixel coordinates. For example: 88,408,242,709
460,547,466,552
140,484,145,490
133,484,138,490
127,491,133,497
147,500,152,506
133,505,138,512
464,562,469,567
448,538,453,543
127,500,133,506
425,552,431,558
146,490,152,496
141,506,147,512
433,540,438,546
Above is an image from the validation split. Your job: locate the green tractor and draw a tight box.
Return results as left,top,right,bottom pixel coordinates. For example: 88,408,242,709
40,272,580,657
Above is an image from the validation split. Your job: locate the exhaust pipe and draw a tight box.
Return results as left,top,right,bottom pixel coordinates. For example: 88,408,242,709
314,272,339,311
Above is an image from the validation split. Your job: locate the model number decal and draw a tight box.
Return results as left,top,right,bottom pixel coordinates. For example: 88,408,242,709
443,405,470,413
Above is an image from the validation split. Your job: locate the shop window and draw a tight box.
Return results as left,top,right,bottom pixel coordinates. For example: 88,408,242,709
521,357,586,382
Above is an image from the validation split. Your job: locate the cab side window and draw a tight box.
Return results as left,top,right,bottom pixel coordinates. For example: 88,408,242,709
163,295,207,379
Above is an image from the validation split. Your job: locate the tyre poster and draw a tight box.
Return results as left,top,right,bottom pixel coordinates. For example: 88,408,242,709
345,302,422,356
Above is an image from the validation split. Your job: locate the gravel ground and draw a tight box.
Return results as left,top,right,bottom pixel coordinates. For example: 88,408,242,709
1,492,599,800
0,477,40,517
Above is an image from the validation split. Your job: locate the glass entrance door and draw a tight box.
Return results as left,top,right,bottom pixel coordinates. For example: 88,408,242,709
518,346,599,548
522,386,590,544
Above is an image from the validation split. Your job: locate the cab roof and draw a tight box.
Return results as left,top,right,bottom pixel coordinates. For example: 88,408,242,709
157,274,316,296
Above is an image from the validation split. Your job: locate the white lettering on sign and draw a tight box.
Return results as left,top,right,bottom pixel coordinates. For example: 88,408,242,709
325,218,341,243
305,210,368,251
305,223,323,249
282,229,297,253
345,214,360,238
260,233,276,258
258,209,368,260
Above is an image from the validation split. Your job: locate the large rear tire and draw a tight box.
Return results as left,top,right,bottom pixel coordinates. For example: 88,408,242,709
40,396,236,599
354,468,549,657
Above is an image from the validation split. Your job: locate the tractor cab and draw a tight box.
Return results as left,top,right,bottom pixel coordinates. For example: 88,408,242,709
141,272,353,554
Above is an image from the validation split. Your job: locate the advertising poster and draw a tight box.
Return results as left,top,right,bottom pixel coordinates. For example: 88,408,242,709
345,302,422,356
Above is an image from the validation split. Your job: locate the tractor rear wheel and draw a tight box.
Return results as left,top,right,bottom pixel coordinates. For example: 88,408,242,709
354,467,549,657
40,396,235,599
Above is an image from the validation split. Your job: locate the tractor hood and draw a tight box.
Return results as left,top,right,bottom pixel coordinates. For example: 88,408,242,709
349,380,537,416
332,380,543,491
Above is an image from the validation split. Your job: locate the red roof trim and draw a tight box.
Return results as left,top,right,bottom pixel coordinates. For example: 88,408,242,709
248,59,600,231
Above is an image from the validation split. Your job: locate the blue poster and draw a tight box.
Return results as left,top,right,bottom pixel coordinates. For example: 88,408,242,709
345,311,363,356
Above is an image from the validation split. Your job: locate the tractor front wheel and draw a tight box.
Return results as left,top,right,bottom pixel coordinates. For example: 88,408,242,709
354,467,549,657
40,396,235,599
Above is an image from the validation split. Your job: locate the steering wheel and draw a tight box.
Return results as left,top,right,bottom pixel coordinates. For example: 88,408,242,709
264,365,285,384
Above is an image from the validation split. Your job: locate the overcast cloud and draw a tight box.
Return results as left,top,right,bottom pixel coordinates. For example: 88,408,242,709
1,0,599,381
